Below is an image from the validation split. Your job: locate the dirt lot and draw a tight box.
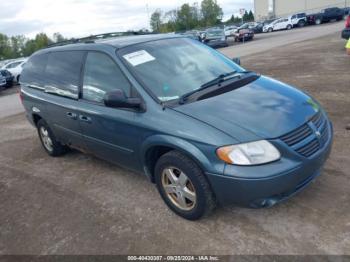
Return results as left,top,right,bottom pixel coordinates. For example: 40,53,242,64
0,32,349,255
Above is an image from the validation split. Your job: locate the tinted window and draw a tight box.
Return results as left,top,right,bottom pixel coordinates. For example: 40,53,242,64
291,15,296,19
82,52,131,103
6,61,21,69
45,51,84,99
21,53,48,88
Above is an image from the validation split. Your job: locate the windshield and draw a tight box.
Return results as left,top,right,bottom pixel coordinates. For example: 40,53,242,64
118,38,243,102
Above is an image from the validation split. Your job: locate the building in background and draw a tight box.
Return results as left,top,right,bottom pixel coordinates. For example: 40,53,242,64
254,0,350,21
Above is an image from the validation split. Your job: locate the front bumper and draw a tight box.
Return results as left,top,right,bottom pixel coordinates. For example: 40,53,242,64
206,122,333,208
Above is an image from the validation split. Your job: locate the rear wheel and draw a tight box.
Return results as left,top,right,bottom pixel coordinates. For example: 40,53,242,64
286,24,292,30
154,151,216,220
37,119,68,156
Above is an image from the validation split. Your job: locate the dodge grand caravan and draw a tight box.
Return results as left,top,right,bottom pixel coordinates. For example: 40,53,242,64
20,34,333,220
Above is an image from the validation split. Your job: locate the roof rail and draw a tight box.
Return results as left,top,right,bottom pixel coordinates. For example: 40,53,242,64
47,31,152,48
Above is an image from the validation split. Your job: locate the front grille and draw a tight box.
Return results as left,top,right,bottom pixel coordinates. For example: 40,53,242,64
280,112,329,157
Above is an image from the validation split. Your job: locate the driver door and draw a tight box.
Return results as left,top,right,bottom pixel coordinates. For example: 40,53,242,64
77,51,142,170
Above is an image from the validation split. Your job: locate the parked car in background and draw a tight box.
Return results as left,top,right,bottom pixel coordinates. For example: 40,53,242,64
1,58,27,83
342,14,350,40
343,7,350,18
20,34,333,220
307,7,344,25
224,25,238,37
203,28,228,48
0,69,14,87
263,17,293,32
234,28,254,42
290,13,307,27
262,18,278,27
237,22,263,34
181,30,201,41
0,75,6,91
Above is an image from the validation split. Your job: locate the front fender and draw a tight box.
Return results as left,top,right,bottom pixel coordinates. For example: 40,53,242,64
140,134,225,180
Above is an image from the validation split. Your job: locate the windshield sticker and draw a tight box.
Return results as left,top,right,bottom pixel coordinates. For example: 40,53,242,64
158,96,179,102
123,50,155,66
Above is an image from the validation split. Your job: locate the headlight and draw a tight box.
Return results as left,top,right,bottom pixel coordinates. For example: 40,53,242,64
216,140,280,165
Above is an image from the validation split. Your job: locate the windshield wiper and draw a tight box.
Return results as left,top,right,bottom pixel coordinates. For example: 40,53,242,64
179,70,253,104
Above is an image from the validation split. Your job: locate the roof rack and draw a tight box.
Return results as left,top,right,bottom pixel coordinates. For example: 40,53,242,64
48,31,152,48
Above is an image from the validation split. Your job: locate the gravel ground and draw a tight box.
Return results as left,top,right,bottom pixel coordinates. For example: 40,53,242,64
0,32,349,255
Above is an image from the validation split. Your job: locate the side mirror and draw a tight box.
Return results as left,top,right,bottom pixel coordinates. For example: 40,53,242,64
232,57,241,65
104,89,144,111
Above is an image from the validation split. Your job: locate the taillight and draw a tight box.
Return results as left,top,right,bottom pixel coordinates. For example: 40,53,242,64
346,16,350,28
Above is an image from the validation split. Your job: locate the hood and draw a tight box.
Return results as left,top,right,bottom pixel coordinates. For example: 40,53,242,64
173,76,320,142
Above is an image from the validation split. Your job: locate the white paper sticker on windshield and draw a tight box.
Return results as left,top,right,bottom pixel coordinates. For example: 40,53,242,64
123,50,155,66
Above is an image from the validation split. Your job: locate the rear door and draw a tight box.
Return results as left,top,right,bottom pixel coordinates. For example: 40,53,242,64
77,51,142,170
43,51,86,149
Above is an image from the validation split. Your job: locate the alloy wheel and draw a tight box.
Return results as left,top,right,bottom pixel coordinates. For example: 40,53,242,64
161,167,196,211
40,126,53,152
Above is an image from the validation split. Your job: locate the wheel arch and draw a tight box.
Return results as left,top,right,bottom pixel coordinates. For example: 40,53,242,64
141,135,213,183
32,113,43,127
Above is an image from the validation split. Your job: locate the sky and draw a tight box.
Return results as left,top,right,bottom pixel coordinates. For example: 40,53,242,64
0,0,253,39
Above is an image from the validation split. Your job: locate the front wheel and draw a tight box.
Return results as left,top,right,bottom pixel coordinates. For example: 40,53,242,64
315,18,322,25
268,27,273,32
155,151,216,220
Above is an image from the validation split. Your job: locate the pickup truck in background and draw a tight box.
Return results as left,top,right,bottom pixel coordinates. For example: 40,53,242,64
307,7,344,25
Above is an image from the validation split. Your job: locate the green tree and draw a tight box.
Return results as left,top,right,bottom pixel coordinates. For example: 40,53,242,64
0,33,12,60
248,10,255,21
200,0,223,26
177,3,200,30
53,32,66,43
150,9,162,32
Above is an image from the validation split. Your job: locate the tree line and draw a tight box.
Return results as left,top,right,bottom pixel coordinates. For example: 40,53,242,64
150,0,254,33
0,32,66,60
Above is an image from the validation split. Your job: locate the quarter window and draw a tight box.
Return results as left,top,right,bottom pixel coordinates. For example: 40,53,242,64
45,51,84,99
82,52,131,103
21,54,48,87
6,62,21,69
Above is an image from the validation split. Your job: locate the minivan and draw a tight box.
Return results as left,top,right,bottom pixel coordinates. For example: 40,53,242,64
20,34,333,220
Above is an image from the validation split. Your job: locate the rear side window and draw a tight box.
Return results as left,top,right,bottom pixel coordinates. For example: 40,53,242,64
6,62,21,69
82,52,131,103
45,51,84,99
21,53,48,88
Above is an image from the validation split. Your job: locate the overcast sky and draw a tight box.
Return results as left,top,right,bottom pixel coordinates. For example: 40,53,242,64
0,0,253,39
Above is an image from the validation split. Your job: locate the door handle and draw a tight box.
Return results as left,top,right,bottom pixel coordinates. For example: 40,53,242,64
66,112,77,120
79,115,92,123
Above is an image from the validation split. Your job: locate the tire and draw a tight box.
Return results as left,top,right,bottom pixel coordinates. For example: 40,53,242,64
154,151,216,220
268,27,273,33
16,75,20,83
286,24,292,30
298,20,306,27
315,18,321,25
37,119,68,156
